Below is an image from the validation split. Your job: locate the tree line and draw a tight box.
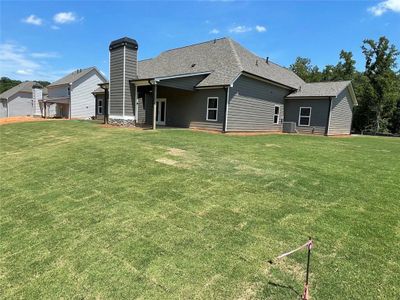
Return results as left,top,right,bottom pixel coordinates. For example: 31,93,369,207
0,77,50,94
289,36,400,134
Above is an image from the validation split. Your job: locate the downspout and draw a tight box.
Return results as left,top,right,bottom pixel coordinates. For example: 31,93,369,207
134,84,138,124
223,85,230,132
326,96,333,135
6,98,9,117
68,83,72,119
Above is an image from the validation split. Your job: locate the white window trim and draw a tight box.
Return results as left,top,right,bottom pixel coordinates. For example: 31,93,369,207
273,105,280,124
206,97,218,122
298,106,312,127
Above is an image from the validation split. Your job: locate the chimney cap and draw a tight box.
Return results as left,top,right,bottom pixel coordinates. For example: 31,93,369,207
32,82,43,89
109,37,138,51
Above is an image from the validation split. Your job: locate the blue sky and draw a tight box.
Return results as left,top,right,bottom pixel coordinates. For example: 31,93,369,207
1,0,399,82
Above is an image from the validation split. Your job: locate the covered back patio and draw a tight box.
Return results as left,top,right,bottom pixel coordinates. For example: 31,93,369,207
131,74,227,131
39,97,70,119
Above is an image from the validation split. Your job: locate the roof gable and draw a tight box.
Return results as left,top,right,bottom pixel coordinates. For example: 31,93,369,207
48,67,106,87
137,38,304,89
286,81,358,105
0,81,42,100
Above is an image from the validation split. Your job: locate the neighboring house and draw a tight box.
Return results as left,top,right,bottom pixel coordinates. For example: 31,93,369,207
44,67,107,119
107,37,357,135
0,81,47,118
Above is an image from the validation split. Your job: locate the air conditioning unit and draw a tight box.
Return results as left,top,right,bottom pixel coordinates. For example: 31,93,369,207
283,122,297,133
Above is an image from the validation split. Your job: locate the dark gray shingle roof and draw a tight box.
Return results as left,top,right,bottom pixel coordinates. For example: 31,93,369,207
137,38,304,89
286,81,352,98
48,67,102,87
0,81,41,99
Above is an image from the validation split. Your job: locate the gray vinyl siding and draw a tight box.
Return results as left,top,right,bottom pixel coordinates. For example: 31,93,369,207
0,101,7,118
125,49,137,117
141,86,225,130
7,92,33,117
144,93,153,126
70,71,104,118
110,46,137,117
328,88,354,135
284,99,330,135
109,47,124,115
227,75,289,131
47,85,69,98
137,97,146,124
158,75,207,91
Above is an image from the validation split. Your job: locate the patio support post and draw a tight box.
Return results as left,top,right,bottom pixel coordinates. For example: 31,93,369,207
134,84,138,124
104,87,109,124
153,82,157,130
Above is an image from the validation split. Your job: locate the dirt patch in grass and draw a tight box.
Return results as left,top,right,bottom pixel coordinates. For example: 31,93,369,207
234,164,265,176
156,147,197,169
156,158,179,166
226,131,283,136
265,143,282,148
167,147,187,157
0,116,55,125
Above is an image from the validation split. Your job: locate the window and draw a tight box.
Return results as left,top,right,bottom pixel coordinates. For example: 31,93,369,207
98,99,103,115
298,107,312,126
273,105,280,124
206,97,218,121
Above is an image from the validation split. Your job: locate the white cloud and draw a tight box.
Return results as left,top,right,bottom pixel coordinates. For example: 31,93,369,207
0,42,65,81
209,28,220,34
51,25,60,30
31,52,60,58
229,25,252,33
228,25,267,34
53,12,78,24
22,14,42,26
255,25,267,32
17,69,33,75
368,0,400,16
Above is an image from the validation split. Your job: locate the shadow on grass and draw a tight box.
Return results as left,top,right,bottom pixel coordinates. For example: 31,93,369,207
264,281,302,299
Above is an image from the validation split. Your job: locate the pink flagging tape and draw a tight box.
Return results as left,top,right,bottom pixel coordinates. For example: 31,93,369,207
270,240,312,262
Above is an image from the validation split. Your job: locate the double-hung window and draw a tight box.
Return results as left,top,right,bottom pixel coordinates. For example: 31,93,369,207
273,105,280,124
298,107,312,126
206,97,218,121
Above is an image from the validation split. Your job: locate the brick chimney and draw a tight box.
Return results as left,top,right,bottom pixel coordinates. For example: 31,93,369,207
109,37,138,125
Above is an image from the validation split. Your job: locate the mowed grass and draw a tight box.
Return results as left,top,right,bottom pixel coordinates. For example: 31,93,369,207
0,121,399,299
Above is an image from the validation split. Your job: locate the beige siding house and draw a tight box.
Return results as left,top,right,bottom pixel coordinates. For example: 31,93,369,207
44,67,107,119
0,81,46,118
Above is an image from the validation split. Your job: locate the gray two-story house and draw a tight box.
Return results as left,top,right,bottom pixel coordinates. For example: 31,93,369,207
107,37,357,135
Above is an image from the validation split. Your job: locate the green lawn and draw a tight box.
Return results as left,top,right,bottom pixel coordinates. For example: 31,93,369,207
0,121,399,299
